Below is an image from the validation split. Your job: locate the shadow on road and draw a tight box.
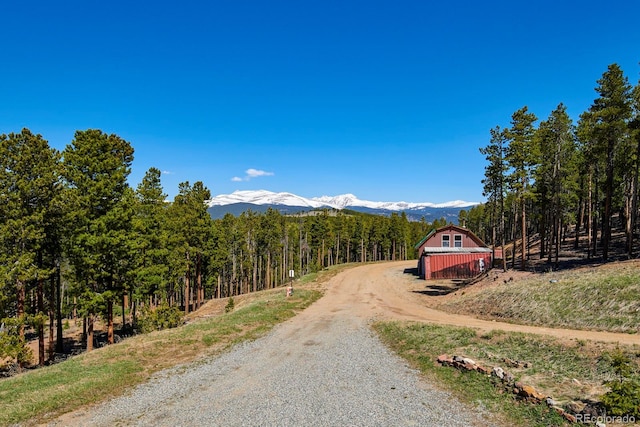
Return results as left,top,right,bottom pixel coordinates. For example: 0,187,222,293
412,285,460,296
403,267,419,276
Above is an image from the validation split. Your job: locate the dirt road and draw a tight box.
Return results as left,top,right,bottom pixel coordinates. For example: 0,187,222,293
45,261,637,426
329,260,638,345
52,261,504,426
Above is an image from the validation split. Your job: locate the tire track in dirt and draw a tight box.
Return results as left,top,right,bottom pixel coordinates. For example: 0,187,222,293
337,261,638,346
42,260,637,426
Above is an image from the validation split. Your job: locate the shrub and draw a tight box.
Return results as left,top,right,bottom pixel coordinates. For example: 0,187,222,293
135,304,184,333
600,348,640,417
0,317,33,368
225,297,235,313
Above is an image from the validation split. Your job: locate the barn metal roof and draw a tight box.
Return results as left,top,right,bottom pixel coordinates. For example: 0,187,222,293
413,224,487,250
422,247,492,254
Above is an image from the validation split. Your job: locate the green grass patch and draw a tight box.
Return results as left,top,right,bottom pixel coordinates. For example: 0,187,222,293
0,356,142,426
439,263,640,333
373,321,640,426
299,263,359,285
0,288,322,427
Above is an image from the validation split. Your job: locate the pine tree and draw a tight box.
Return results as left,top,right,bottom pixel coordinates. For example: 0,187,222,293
62,129,134,351
505,107,538,270
258,208,284,289
626,79,640,257
133,168,170,315
576,111,601,258
167,181,212,314
0,129,61,366
480,126,508,271
535,103,577,266
588,64,632,260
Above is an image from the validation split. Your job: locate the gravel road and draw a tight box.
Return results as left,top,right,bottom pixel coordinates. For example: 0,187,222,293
52,263,492,427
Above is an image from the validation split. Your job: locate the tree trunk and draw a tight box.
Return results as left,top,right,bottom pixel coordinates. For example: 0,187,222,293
501,213,507,272
252,253,258,293
184,251,191,315
629,139,640,258
555,216,562,267
346,240,350,263
107,298,114,345
132,299,138,327
48,274,55,360
17,279,25,339
587,171,593,258
87,316,94,352
512,206,517,270
624,180,633,258
196,253,202,310
602,139,615,261
122,293,127,328
491,224,496,266
37,277,45,366
540,200,547,260
575,185,583,250
55,262,63,353
520,190,527,270
266,252,271,288
593,169,599,257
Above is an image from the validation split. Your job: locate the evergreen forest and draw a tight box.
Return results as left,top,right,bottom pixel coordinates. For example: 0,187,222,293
464,63,640,269
2,61,638,370
0,128,436,366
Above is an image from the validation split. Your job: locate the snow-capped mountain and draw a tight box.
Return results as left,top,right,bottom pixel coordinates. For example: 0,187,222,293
310,193,477,210
207,190,479,222
207,190,328,209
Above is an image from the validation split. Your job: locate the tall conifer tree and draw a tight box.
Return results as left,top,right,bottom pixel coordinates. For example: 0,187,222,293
62,129,134,350
535,104,577,266
588,64,632,260
505,107,538,270
133,168,169,312
480,126,508,271
0,129,61,365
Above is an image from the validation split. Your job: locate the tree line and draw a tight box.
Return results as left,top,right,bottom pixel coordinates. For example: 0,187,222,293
461,63,640,268
0,128,438,367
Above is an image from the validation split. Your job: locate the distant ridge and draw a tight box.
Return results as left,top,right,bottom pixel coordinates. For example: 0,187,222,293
207,190,478,210
206,190,479,223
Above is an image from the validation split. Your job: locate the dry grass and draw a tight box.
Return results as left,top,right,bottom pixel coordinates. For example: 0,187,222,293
376,258,640,425
437,260,640,333
0,287,322,427
374,321,640,427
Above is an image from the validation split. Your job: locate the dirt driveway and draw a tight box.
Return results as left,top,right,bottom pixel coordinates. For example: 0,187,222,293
318,260,639,346
43,261,637,426
50,261,509,427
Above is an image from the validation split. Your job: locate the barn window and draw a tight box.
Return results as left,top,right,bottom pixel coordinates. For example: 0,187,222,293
454,235,463,247
442,235,450,247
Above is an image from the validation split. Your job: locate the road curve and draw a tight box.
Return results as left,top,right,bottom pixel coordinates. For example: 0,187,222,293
329,260,639,346
47,261,496,427
45,260,638,426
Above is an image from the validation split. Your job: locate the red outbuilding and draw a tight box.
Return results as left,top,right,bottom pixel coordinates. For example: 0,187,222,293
415,225,493,280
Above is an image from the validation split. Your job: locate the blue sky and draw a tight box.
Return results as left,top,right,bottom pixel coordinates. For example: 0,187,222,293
1,1,639,203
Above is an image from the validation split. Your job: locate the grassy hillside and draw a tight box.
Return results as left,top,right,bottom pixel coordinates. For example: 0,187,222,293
375,260,640,426
0,287,322,427
438,260,640,333
374,322,640,427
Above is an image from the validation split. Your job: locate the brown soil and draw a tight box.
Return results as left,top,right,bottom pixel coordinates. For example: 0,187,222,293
37,260,639,426
26,258,638,368
312,260,639,346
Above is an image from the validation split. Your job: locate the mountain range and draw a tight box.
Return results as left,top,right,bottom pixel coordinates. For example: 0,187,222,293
206,190,479,223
